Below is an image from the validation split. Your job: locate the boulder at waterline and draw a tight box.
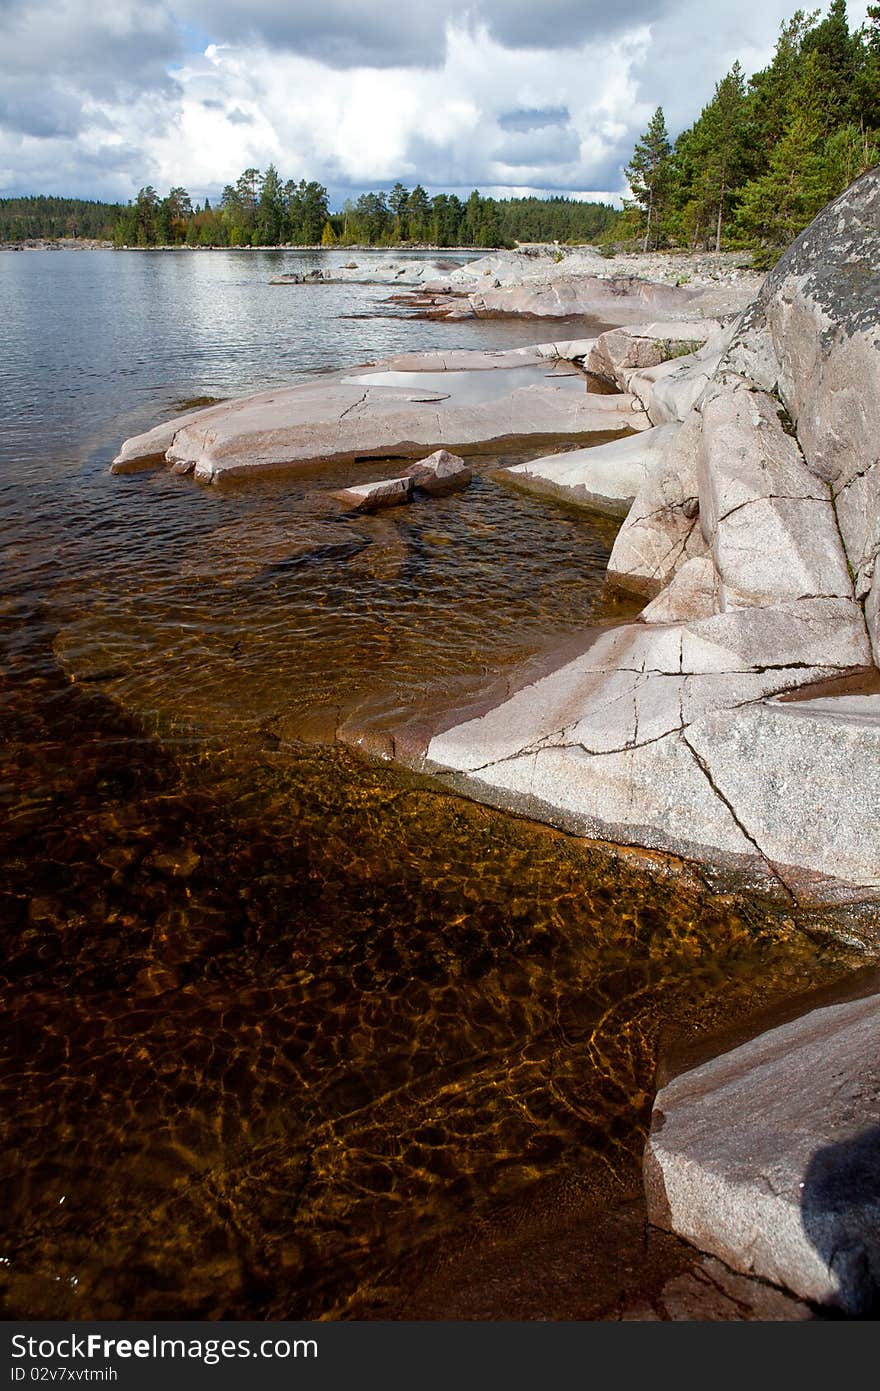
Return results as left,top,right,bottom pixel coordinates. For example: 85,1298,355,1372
503,423,680,519
329,475,413,512
644,991,880,1314
404,449,471,496
111,350,649,483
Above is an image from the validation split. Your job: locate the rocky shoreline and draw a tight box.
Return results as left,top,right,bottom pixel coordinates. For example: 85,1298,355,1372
111,171,880,1314
1,237,114,251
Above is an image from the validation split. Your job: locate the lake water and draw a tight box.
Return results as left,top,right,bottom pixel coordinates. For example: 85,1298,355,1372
0,248,859,1320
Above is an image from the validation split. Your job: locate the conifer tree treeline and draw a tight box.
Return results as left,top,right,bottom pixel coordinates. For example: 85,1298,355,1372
0,196,121,241
102,174,617,249
622,1,879,261
0,178,617,247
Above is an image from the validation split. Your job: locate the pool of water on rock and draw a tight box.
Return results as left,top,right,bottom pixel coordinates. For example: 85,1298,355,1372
0,248,866,1319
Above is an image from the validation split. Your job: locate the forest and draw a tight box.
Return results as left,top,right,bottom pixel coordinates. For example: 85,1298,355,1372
0,182,616,249
1,3,876,262
622,0,879,260
0,195,122,242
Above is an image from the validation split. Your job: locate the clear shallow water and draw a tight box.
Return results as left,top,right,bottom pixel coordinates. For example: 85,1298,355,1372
0,248,862,1320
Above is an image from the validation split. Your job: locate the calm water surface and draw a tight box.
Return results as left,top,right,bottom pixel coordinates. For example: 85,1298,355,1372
0,249,861,1319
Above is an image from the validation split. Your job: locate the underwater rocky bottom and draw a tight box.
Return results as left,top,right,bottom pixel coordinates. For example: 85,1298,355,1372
1,604,866,1320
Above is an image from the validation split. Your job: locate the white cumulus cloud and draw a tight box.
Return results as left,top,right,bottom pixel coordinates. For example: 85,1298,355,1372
0,0,873,203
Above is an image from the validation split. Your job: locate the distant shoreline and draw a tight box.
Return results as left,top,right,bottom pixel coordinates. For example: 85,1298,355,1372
0,238,491,253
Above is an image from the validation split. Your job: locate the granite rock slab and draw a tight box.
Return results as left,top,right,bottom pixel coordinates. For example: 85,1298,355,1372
502,423,681,518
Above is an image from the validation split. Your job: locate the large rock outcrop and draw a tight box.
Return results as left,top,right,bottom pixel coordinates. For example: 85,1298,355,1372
417,246,762,322
415,171,880,923
111,345,648,482
724,168,880,663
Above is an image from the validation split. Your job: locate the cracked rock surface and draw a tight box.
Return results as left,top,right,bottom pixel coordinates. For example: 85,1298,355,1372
110,344,648,482
416,171,880,918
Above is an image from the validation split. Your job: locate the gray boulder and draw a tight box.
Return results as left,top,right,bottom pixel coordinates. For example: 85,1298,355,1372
329,475,413,512
586,320,720,389
723,166,880,660
644,991,880,1314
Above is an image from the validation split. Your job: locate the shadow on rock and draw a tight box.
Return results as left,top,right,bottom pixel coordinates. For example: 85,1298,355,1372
801,1125,880,1316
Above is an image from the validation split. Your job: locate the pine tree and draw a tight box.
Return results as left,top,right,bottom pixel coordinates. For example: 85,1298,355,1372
802,0,857,118
406,185,430,242
677,64,749,250
737,50,835,250
388,183,410,240
625,107,672,251
256,165,284,244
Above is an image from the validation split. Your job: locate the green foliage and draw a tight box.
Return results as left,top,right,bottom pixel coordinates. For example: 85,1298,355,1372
0,195,123,242
631,1,880,261
625,106,672,250
653,338,702,359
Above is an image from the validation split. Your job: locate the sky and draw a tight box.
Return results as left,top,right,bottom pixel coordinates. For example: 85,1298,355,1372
0,0,872,208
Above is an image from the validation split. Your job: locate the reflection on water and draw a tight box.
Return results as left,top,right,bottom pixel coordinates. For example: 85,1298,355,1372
0,249,869,1320
340,365,589,405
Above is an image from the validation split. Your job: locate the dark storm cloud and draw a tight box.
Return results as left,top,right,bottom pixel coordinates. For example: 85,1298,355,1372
0,1,183,106
183,1,449,68
479,0,673,50
0,81,84,139
180,0,672,69
0,131,148,199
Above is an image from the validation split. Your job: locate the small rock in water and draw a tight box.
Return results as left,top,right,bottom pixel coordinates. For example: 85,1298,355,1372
405,449,472,496
329,475,414,512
